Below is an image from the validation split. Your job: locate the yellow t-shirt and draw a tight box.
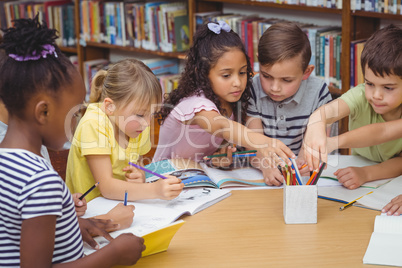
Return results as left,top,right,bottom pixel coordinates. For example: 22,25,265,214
65,103,151,202
340,84,402,162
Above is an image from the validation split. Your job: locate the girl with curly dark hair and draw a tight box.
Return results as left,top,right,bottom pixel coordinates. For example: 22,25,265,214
154,21,295,168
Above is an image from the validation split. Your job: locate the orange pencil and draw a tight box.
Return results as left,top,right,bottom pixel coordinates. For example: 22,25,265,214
306,169,318,185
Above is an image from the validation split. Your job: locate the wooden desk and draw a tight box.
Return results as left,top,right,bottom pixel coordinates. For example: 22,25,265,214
121,189,382,268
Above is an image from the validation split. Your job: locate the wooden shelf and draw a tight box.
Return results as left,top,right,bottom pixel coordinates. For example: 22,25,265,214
59,46,78,54
85,42,188,60
352,10,402,20
201,0,342,14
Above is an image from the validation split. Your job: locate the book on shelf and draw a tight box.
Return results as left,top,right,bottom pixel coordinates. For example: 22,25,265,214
83,59,110,100
363,214,402,266
82,187,231,256
145,159,266,188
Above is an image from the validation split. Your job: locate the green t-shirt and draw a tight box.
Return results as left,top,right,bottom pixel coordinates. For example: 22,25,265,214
340,84,402,162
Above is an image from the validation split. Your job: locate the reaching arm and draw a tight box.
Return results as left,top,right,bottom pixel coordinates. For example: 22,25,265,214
337,119,402,148
189,110,295,167
86,155,183,201
303,99,350,170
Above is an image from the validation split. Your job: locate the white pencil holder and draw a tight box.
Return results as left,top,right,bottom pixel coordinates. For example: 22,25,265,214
283,184,317,224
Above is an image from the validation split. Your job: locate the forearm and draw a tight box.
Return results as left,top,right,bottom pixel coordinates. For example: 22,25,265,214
364,156,402,182
53,246,119,268
98,177,159,201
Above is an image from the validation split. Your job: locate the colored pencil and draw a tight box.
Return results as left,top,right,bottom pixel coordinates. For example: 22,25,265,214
306,169,318,185
79,182,100,200
312,162,327,185
289,158,302,185
203,150,257,160
339,191,373,211
124,190,128,206
129,162,167,179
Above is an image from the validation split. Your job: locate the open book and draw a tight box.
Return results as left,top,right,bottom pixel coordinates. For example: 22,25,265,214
318,174,402,211
82,188,231,256
317,155,392,189
363,214,402,266
145,159,266,188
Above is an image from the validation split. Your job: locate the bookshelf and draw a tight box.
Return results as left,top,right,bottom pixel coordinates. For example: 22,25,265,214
2,0,402,155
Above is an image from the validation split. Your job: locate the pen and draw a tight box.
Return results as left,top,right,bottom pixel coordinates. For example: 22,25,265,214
129,162,167,179
339,191,373,211
124,190,128,206
203,150,257,160
79,182,100,200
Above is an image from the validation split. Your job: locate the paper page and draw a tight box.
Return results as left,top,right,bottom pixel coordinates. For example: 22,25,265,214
135,188,231,215
321,155,392,188
363,232,402,266
199,163,265,187
374,214,402,234
318,185,374,205
357,176,402,211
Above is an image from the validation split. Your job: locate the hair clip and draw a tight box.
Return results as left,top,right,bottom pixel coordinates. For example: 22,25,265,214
207,21,231,35
8,44,58,62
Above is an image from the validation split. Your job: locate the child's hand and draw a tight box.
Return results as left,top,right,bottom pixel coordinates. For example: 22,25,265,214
257,138,295,168
123,165,145,183
334,166,369,189
303,119,328,171
261,167,284,186
210,145,236,168
72,193,87,217
296,158,310,177
153,176,184,200
78,218,117,249
382,195,402,216
109,233,145,266
95,203,135,231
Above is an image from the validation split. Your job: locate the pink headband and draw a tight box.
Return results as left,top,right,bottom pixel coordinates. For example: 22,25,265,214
8,44,58,61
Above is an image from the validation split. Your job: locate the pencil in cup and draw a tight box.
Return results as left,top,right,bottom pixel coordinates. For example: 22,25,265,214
128,162,167,179
311,162,326,185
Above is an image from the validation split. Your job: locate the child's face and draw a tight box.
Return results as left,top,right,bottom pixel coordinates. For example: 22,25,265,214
364,66,402,121
113,101,154,139
46,70,86,150
259,55,309,102
208,48,248,105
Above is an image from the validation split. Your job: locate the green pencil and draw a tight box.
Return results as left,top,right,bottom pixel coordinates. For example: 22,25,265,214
203,150,257,159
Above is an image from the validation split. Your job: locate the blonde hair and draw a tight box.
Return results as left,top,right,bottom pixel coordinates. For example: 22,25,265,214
89,59,162,109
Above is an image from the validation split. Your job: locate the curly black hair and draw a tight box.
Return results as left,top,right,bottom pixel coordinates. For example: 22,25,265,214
0,15,75,118
157,22,253,125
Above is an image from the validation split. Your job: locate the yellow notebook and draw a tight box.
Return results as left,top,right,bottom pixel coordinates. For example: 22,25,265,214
142,220,185,257
83,220,185,257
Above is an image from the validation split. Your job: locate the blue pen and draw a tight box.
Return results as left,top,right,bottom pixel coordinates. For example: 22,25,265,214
129,162,167,179
124,190,128,206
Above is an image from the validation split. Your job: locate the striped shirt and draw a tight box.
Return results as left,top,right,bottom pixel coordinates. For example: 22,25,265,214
0,149,83,267
247,74,332,155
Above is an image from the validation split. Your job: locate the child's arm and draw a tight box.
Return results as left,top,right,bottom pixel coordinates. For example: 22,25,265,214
190,110,295,167
303,99,350,170
382,194,402,216
86,155,184,201
334,155,402,189
21,216,145,267
336,119,402,149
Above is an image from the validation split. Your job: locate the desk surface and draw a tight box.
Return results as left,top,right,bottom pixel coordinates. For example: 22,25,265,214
121,189,382,268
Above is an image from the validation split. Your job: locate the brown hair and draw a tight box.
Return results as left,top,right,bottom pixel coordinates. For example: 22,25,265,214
90,58,162,109
361,24,402,78
257,22,311,71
